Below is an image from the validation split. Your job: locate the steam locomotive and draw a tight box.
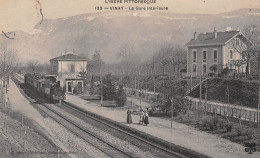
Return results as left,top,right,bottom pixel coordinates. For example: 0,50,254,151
24,73,65,103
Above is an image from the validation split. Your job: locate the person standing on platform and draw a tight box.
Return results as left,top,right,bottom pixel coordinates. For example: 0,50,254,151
139,109,144,124
144,109,149,126
127,109,132,124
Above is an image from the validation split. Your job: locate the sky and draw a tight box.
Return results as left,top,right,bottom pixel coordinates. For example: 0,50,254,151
0,0,260,32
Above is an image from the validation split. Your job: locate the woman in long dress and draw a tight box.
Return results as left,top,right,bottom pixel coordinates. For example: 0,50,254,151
144,110,149,126
127,109,132,124
139,109,144,124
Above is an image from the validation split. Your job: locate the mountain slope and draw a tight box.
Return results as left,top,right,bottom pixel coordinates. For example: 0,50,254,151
1,9,260,64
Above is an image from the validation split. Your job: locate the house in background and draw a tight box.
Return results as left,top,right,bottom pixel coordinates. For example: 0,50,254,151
50,50,88,93
186,28,250,77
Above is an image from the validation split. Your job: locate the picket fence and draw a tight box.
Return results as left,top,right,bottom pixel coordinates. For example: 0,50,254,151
188,97,260,123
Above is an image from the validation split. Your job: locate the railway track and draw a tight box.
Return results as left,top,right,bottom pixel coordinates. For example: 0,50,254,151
12,74,133,158
12,74,208,158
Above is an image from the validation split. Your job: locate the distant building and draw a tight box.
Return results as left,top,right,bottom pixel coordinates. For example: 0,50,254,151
50,51,88,93
186,28,250,77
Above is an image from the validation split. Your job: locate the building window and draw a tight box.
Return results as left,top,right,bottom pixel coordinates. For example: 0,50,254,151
235,38,240,45
71,64,75,73
203,64,207,73
193,50,197,62
213,50,218,62
203,51,207,62
229,49,233,59
192,64,197,73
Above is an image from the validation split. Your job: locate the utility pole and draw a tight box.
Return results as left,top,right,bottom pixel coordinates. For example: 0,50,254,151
199,73,202,111
153,77,155,94
100,75,103,106
139,79,142,111
257,57,260,127
3,50,6,107
96,50,103,106
257,82,260,127
190,65,193,92
139,92,142,111
171,98,173,128
204,80,207,115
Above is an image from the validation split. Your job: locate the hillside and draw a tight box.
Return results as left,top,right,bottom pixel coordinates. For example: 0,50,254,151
189,78,259,109
1,8,260,64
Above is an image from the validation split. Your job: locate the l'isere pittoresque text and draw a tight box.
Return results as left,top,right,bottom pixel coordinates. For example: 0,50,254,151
95,0,168,11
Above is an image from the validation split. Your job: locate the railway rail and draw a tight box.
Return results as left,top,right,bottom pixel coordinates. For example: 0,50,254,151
12,74,133,158
12,73,208,158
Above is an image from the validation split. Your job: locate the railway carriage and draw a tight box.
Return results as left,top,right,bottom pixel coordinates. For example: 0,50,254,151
24,73,65,103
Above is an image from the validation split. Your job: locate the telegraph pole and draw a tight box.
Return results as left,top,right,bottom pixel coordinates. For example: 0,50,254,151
257,57,260,127
171,98,173,128
96,50,103,106
199,73,202,111
204,79,207,115
3,50,6,107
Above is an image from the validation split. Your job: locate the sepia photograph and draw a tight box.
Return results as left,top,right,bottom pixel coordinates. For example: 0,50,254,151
0,0,260,157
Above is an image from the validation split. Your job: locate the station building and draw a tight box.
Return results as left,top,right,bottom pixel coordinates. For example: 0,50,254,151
50,51,87,93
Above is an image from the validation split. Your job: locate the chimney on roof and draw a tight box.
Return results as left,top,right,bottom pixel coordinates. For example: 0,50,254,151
226,27,232,31
213,27,217,39
62,49,74,55
193,31,197,40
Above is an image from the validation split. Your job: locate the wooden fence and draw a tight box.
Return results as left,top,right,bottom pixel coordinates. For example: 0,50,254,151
124,87,260,124
188,97,260,123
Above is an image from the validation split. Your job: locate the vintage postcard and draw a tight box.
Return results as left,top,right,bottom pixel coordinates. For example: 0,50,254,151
0,0,260,157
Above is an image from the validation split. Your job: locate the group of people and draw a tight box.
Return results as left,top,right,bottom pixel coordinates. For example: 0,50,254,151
127,108,149,126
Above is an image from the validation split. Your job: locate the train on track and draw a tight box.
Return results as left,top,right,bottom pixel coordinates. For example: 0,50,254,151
24,73,66,103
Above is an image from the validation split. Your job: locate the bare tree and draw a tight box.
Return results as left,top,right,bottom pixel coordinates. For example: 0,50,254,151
27,59,39,73
169,46,187,76
117,44,134,76
230,26,260,74
0,47,18,79
232,60,246,73
155,46,172,75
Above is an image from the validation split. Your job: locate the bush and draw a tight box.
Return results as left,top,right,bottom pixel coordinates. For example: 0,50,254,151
103,74,117,101
209,64,218,73
208,73,215,77
225,123,234,132
208,121,215,131
246,129,254,140
212,117,219,126
115,85,127,107
217,120,225,130
201,119,209,127
236,128,243,136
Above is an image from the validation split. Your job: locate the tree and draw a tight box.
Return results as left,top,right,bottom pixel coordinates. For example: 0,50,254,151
117,45,134,76
156,79,190,114
102,74,116,100
79,66,88,89
230,26,260,74
0,47,18,79
232,60,246,73
89,76,95,95
169,46,187,76
27,59,39,73
116,84,127,106
209,64,218,73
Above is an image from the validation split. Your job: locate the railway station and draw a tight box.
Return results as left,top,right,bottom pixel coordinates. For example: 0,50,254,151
1,1,260,157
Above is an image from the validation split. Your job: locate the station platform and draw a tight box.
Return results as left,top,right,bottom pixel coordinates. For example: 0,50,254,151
65,94,260,158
